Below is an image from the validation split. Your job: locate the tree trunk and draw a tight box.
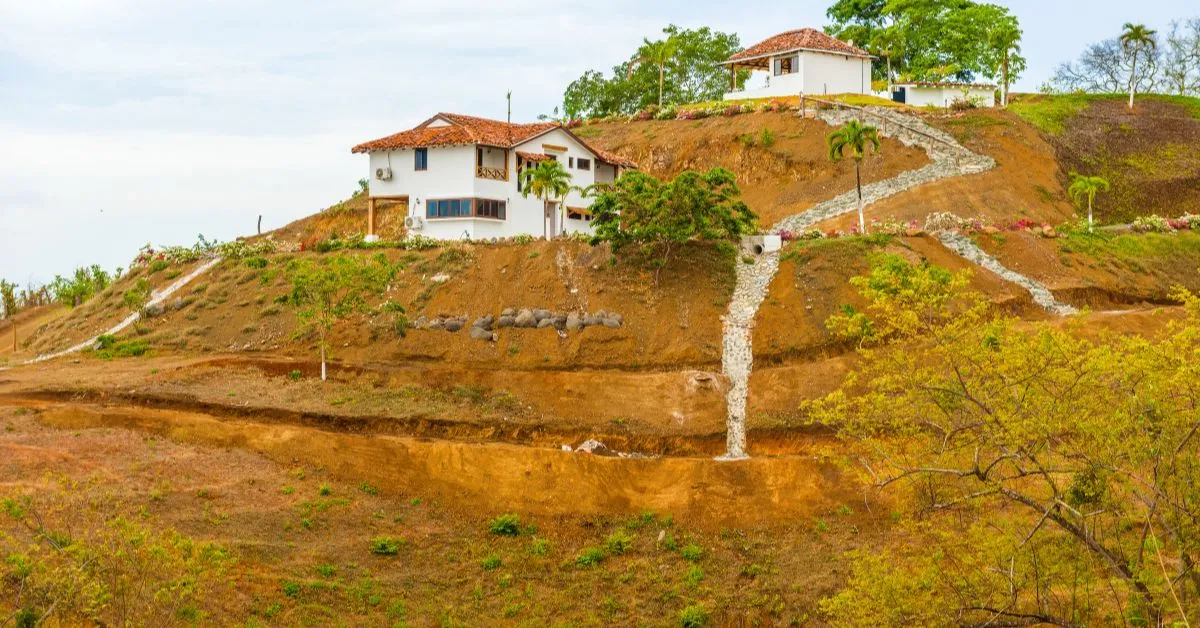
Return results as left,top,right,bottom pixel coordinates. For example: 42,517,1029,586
1088,196,1094,232
886,55,893,91
1001,53,1009,107
856,162,866,234
1129,53,1138,110
658,65,665,107
320,344,327,382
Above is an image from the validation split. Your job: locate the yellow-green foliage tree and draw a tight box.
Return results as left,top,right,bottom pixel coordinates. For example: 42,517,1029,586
812,255,1200,625
283,253,401,381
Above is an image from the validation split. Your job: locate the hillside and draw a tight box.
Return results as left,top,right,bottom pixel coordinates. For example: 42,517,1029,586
6,97,1200,624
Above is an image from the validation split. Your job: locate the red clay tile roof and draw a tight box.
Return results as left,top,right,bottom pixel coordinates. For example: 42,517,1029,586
352,113,638,168
516,151,552,162
726,28,871,64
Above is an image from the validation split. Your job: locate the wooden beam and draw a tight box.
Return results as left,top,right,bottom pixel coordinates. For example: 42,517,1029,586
367,197,376,236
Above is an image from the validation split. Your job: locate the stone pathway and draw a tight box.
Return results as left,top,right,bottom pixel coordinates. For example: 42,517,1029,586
26,257,223,364
937,232,1078,315
717,106,998,461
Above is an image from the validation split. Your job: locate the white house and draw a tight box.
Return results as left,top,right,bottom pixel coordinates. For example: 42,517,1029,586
722,28,874,100
351,113,637,241
889,82,997,108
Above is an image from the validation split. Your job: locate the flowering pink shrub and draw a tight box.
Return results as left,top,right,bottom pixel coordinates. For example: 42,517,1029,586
723,104,742,117
779,230,795,242
566,119,583,129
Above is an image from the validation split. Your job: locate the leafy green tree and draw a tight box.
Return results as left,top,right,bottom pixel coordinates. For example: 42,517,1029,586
1068,172,1111,231
590,168,757,280
283,254,399,381
562,25,747,118
826,0,1025,84
827,120,881,235
1121,23,1159,109
50,265,112,308
122,278,151,313
0,280,17,319
519,159,573,239
813,255,1200,625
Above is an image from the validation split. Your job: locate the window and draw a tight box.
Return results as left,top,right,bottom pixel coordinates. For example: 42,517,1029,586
773,56,796,76
425,198,500,220
576,158,591,171
569,157,575,168
477,148,483,167
477,199,506,219
567,209,592,221
415,148,428,171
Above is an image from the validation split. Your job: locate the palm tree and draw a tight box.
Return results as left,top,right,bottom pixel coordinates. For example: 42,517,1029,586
1120,23,1158,110
827,120,882,234
1068,172,1111,232
629,36,679,107
988,22,1022,107
519,159,573,239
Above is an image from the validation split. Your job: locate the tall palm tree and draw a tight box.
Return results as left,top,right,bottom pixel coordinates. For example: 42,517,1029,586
1120,23,1158,110
988,22,1022,107
827,120,882,234
1068,172,1111,232
629,36,679,107
520,159,573,239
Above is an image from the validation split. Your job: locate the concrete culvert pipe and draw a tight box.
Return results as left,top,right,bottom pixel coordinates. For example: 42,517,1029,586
752,244,764,255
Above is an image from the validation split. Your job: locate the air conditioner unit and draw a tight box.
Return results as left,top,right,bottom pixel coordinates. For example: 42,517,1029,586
404,215,424,230
375,167,393,181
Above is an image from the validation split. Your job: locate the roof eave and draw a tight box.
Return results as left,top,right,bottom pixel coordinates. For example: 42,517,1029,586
723,47,874,65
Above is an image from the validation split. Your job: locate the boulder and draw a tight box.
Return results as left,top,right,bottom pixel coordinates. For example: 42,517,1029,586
536,318,554,329
468,326,496,341
501,307,516,317
473,315,495,330
583,314,602,327
608,313,623,325
427,318,445,330
514,309,536,328
414,315,428,329
444,318,465,332
430,273,451,283
552,314,568,330
602,317,621,328
565,312,584,330
532,308,552,322
496,315,516,328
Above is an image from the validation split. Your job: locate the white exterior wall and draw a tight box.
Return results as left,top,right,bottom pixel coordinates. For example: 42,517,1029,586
900,86,997,108
724,50,872,100
799,51,872,96
366,129,613,241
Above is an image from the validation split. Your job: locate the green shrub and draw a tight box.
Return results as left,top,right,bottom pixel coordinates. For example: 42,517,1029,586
528,537,551,557
358,482,378,495
281,581,302,598
678,604,710,627
287,370,302,381
370,536,403,555
680,544,703,562
759,127,775,148
318,484,332,496
575,547,606,567
481,554,502,570
604,530,635,556
489,513,522,536
149,260,171,273
315,564,336,578
245,257,269,269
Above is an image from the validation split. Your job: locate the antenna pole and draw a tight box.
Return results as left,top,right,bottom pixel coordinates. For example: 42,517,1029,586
506,90,512,146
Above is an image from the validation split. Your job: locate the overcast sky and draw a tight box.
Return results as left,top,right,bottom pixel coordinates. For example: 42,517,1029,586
1,0,1193,284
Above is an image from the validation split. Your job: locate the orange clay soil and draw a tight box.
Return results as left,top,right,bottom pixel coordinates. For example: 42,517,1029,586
819,106,1076,233
586,110,930,227
0,403,896,624
0,305,65,360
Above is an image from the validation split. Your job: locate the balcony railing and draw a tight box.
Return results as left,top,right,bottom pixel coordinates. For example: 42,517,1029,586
476,166,508,181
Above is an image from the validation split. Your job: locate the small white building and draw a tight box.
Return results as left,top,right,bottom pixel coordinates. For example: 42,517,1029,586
351,113,637,241
889,82,997,108
722,28,874,100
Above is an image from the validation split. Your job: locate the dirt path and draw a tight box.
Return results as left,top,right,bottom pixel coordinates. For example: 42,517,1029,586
26,257,221,364
719,106,996,459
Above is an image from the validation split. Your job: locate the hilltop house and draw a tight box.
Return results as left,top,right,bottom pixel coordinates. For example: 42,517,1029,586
351,113,637,241
890,82,997,108
722,28,874,100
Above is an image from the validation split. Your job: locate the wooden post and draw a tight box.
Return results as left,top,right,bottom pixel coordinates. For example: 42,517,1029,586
367,197,376,237
257,215,262,234
801,96,806,118
729,65,735,91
